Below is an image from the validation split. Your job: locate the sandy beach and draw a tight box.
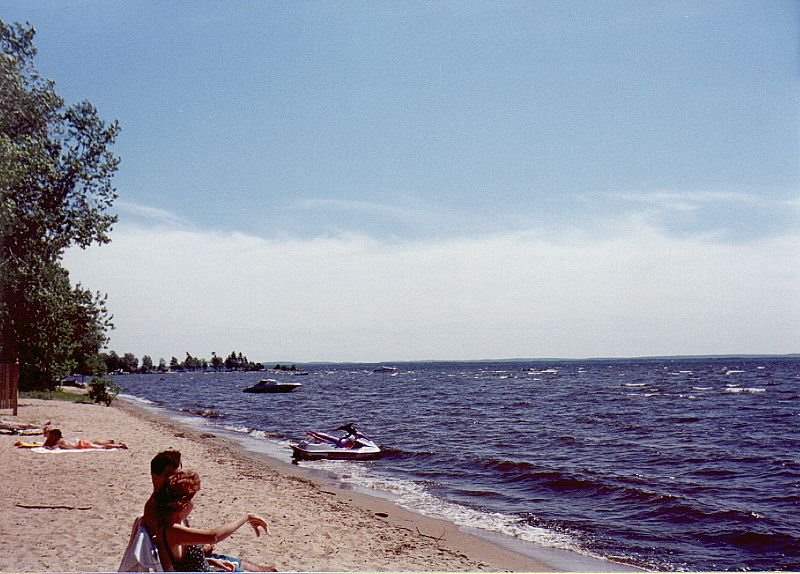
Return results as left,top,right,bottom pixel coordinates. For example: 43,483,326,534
0,396,554,572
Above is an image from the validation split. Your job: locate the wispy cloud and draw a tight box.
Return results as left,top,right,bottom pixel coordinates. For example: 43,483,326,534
115,200,189,228
293,197,444,226
609,190,759,212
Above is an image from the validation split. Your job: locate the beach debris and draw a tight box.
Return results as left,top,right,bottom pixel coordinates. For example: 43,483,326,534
15,503,92,510
375,512,389,518
396,525,446,542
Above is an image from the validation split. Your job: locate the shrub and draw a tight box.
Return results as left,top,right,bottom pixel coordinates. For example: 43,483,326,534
87,377,121,406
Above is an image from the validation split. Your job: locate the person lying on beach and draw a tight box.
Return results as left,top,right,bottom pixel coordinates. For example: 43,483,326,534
153,469,274,572
0,419,45,436
144,450,276,572
41,428,128,450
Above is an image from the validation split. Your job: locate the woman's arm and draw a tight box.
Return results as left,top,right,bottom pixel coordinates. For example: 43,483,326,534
206,557,236,572
164,514,269,547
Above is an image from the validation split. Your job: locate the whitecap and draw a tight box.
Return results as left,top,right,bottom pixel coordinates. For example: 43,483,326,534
723,387,766,394
223,424,252,434
309,463,582,553
118,393,154,405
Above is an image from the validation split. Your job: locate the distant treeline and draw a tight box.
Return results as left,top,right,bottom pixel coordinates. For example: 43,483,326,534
101,350,264,373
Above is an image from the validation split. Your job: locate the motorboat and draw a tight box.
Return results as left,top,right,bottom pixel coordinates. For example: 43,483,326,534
291,424,381,461
243,378,302,393
372,366,397,373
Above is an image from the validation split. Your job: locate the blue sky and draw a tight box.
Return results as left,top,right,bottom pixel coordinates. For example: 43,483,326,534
4,1,798,361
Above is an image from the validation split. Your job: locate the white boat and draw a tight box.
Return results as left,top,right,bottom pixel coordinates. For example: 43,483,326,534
243,378,302,393
372,366,397,373
291,424,381,461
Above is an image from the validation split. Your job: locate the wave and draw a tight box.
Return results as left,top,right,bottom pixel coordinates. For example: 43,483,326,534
477,458,775,529
480,458,635,498
700,528,800,556
723,387,766,394
181,407,225,418
118,393,155,405
377,445,434,460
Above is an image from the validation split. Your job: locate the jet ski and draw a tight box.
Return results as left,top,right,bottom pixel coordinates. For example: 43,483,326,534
291,423,381,461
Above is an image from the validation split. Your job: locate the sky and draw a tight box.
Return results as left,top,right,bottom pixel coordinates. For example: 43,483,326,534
3,1,799,363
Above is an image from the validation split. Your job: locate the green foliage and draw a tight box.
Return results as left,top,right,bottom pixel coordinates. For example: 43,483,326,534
97,349,264,373
20,389,92,403
0,20,118,391
141,355,153,373
87,377,121,406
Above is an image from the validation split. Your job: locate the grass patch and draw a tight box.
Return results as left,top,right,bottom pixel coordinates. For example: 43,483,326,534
20,389,92,403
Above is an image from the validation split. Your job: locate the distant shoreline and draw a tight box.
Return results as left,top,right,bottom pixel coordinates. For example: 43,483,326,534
291,353,800,366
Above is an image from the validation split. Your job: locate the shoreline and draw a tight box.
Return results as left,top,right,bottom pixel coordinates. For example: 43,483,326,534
114,397,558,572
119,397,641,573
0,396,643,572
0,397,553,572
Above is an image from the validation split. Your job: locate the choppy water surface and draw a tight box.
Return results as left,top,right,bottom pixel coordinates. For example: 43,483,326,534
115,357,800,571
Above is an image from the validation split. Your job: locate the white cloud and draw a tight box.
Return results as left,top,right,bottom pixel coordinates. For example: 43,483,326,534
63,216,800,363
291,196,452,233
608,190,759,212
295,198,414,219
115,200,190,227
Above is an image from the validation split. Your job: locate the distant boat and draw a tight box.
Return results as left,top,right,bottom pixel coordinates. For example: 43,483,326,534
243,379,302,393
522,367,559,375
372,366,397,373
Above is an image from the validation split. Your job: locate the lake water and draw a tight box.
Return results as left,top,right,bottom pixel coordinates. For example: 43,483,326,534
114,357,799,571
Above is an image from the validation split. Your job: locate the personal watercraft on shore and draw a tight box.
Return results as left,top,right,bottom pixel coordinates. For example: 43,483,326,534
291,424,381,461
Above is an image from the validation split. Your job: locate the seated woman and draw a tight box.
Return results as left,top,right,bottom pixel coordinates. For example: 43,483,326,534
154,470,276,572
42,428,128,449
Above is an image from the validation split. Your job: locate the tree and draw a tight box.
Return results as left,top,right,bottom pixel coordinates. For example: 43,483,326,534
71,286,112,376
141,355,153,373
211,352,223,371
0,20,119,390
121,352,138,373
101,350,121,373
224,351,238,370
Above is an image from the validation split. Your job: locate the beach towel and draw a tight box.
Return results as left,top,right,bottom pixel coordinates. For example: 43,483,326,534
28,446,120,453
118,516,163,572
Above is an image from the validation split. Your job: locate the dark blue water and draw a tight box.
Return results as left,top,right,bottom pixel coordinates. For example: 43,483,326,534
114,357,800,571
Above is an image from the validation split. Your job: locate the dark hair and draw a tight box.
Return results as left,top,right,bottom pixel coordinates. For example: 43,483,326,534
155,470,201,520
43,428,62,448
151,450,182,476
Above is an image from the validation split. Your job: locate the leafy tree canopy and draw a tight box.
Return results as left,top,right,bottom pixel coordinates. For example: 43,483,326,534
0,20,119,390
